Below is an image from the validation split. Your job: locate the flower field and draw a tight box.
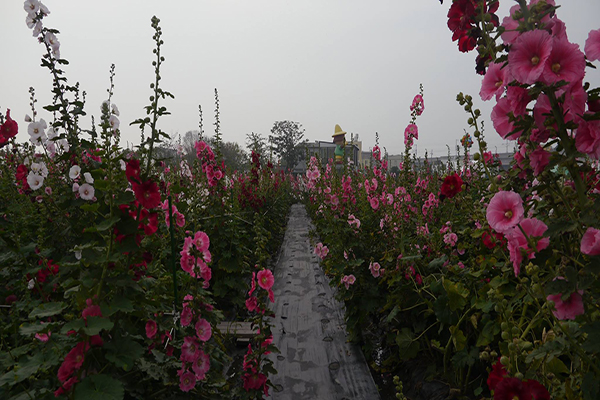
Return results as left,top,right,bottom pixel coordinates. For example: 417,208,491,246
2,0,600,399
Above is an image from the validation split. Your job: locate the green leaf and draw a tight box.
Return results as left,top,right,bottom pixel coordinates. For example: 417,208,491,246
476,320,499,347
101,296,134,316
61,319,86,334
582,372,600,400
83,317,114,336
443,278,469,311
395,328,419,360
546,357,569,376
94,180,109,191
582,322,600,353
105,337,144,371
74,374,124,400
96,216,121,232
19,323,52,336
81,203,100,213
29,302,65,319
385,305,400,324
449,325,467,351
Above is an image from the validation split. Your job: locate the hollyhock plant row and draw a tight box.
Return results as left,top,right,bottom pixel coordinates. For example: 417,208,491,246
0,4,294,399
303,1,600,394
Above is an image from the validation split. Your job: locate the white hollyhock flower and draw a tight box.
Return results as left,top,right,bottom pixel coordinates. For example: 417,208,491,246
56,139,69,153
46,126,57,140
83,172,94,184
24,114,32,122
26,13,36,29
72,182,79,192
119,160,126,171
28,279,36,290
44,32,60,59
79,183,95,201
33,21,42,37
111,104,120,116
27,172,44,190
69,165,81,180
28,119,47,137
24,0,40,15
31,162,48,178
39,1,50,16
109,115,120,131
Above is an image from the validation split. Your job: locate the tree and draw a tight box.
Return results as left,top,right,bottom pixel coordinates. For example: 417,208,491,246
268,121,306,170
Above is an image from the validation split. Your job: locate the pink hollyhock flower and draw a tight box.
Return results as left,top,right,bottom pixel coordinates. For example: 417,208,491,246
541,37,585,86
410,94,424,115
491,97,520,140
54,376,78,397
547,291,585,320
444,232,458,247
480,62,508,101
508,30,553,85
500,5,520,45
369,262,381,278
581,227,600,255
82,298,102,321
180,306,193,327
414,274,423,285
193,231,210,252
246,296,258,312
486,191,524,233
575,120,600,159
506,86,531,117
192,350,210,379
195,318,212,342
248,272,257,296
180,253,196,275
181,336,200,362
506,218,550,276
369,196,380,210
268,289,275,303
562,83,587,124
530,147,551,176
404,123,418,142
179,370,196,392
584,28,600,61
146,320,158,339
35,331,51,342
257,269,274,290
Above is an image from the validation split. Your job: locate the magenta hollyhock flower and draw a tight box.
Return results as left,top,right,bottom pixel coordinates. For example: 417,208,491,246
480,62,508,101
180,306,193,327
584,28,600,61
193,231,210,252
180,252,196,275
248,272,257,296
500,5,521,45
508,29,554,85
195,318,212,342
243,371,267,391
181,336,200,362
0,109,18,145
581,227,600,255
530,147,551,176
410,94,424,115
245,296,258,312
192,350,210,380
547,291,585,320
57,342,89,383
179,370,196,392
268,288,275,303
575,120,600,159
404,123,418,141
486,191,524,233
132,180,161,210
257,269,274,291
506,86,531,117
506,218,550,276
541,37,585,86
369,262,381,278
562,83,587,123
145,319,158,339
491,97,520,140
82,298,102,321
35,332,51,342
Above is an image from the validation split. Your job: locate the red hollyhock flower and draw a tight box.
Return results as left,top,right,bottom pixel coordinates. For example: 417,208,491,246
493,377,550,400
440,173,464,199
487,358,508,391
0,109,18,146
15,164,28,181
125,159,141,184
243,371,267,391
132,180,161,209
57,342,89,382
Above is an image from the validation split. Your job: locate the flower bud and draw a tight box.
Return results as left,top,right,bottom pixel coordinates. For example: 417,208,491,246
500,356,509,365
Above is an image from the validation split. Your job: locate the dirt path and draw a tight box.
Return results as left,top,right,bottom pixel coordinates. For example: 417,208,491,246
267,204,381,400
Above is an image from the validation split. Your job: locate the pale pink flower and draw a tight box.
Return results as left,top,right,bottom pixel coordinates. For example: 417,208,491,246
27,172,44,191
245,296,258,312
444,232,458,247
547,291,584,320
369,196,380,211
314,243,329,259
581,227,600,255
541,38,585,86
480,62,508,101
145,320,158,339
257,269,274,290
45,186,52,195
508,29,553,85
35,332,51,342
180,306,193,327
78,183,95,201
584,28,600,62
179,370,196,392
195,318,212,342
486,191,524,233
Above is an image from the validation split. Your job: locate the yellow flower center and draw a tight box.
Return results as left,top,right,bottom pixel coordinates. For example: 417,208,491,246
495,80,503,88
505,210,513,218
552,62,561,73
531,56,540,66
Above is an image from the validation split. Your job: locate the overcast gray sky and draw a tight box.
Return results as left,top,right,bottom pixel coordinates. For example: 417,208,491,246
1,1,599,159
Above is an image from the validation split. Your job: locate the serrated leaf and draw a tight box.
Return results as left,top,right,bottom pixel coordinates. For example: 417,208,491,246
105,338,144,371
96,216,121,232
101,296,134,316
29,302,65,319
81,203,100,213
61,319,86,334
74,374,124,400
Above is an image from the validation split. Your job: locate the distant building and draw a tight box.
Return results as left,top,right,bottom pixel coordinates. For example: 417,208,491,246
292,140,360,174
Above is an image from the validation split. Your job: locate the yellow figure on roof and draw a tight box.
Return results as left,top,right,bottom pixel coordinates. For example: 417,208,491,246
332,124,346,164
